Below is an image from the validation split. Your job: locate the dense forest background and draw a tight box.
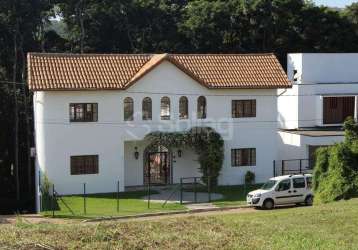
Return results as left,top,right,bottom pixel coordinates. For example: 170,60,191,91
1,0,358,211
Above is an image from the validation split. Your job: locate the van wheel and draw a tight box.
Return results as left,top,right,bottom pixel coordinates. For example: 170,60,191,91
305,196,313,206
263,199,274,210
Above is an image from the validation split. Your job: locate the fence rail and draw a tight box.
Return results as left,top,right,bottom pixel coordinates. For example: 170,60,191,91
273,159,314,177
39,176,215,217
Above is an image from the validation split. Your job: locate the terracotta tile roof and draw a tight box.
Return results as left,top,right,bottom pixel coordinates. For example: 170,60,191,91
27,53,291,90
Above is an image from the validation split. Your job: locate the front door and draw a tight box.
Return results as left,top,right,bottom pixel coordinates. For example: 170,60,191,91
274,179,295,205
144,152,170,185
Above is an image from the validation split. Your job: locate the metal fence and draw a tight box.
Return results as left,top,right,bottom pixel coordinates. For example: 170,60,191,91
40,181,124,217
273,159,314,177
39,176,215,217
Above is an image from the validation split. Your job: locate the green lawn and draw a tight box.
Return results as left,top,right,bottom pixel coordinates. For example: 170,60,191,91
2,199,358,249
184,183,263,206
42,190,185,218
212,184,263,206
42,184,263,218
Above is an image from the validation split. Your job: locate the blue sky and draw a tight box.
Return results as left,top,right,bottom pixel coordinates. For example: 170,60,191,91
313,0,357,7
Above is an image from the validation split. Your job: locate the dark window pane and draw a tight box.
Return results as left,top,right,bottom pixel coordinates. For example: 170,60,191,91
277,179,291,191
197,96,206,119
231,148,256,167
232,100,256,118
142,97,152,120
70,155,98,175
293,178,305,188
124,97,134,121
161,96,170,120
70,103,98,122
323,96,354,124
179,96,188,119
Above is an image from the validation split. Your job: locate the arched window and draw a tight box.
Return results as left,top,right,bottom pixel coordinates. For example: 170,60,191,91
197,96,206,119
142,97,152,120
161,96,170,120
123,97,134,121
179,96,188,119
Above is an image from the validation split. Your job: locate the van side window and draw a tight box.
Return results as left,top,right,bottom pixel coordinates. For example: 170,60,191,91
306,177,312,189
277,179,291,191
293,178,306,188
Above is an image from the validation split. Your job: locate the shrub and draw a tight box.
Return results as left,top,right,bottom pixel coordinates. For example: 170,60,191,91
314,117,358,203
245,171,255,185
40,173,53,210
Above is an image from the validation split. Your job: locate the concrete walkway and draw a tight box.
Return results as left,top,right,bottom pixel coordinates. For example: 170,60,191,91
141,186,223,209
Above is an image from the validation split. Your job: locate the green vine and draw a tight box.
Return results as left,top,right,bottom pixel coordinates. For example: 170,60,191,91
144,127,224,186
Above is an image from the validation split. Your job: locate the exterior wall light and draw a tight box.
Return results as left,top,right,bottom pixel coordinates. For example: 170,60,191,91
177,149,182,157
134,147,139,160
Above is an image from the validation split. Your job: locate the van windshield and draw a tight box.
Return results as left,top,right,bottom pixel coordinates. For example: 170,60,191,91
261,180,277,190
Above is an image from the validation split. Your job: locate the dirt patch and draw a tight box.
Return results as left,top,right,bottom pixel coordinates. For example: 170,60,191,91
0,214,74,225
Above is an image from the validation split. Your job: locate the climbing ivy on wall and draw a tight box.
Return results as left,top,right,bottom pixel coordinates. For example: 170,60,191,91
144,127,224,186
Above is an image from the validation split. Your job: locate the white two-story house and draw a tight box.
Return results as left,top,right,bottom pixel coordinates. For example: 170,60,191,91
277,53,358,173
28,53,290,201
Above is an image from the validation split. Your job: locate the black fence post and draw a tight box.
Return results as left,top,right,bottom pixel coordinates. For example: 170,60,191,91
39,171,42,212
299,159,302,173
273,160,276,177
117,180,119,213
281,160,285,176
207,176,211,203
83,183,87,215
147,178,151,209
194,177,197,203
180,178,183,204
52,184,55,218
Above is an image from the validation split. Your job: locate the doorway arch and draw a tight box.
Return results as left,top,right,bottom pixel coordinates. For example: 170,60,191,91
143,144,172,185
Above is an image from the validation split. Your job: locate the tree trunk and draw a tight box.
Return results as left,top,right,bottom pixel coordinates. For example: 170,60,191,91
12,18,20,202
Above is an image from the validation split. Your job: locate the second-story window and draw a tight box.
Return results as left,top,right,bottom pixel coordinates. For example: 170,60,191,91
179,96,188,119
142,97,152,120
197,96,206,119
70,103,98,122
232,100,256,118
161,96,171,120
124,97,134,121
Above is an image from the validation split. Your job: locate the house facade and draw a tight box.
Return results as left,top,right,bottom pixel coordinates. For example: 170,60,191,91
277,53,358,172
29,53,290,207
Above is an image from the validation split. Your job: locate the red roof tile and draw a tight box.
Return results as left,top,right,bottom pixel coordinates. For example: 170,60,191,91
27,53,291,90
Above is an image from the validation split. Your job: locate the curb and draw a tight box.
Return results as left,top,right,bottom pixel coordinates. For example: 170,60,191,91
82,205,251,223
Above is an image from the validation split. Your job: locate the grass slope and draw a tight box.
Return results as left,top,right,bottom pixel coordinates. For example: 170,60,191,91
1,199,358,249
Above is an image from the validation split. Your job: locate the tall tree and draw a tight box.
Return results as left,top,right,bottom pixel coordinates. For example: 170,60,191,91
0,0,53,208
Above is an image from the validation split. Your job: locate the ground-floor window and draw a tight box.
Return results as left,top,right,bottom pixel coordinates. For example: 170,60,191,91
231,148,256,167
70,155,99,175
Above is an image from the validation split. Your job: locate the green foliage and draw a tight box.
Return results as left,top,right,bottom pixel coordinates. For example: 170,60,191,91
245,171,255,185
40,173,54,211
144,127,224,185
314,117,358,203
40,173,52,197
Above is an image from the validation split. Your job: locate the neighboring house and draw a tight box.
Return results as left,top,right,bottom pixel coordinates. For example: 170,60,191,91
277,53,358,173
28,53,290,206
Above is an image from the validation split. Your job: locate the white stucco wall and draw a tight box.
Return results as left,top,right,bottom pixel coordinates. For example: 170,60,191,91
277,131,344,161
34,60,279,195
279,53,358,129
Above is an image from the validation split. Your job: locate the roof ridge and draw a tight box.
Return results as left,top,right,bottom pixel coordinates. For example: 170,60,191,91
170,53,275,56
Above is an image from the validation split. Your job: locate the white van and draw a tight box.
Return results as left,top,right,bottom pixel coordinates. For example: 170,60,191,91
247,174,313,209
